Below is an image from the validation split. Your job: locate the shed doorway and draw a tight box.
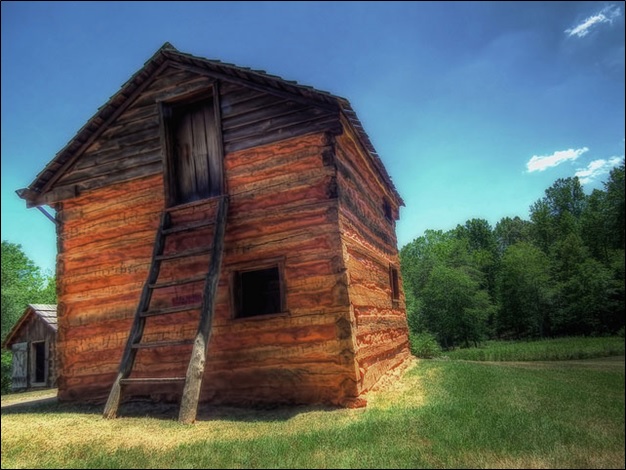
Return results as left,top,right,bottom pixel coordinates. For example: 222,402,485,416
31,341,47,385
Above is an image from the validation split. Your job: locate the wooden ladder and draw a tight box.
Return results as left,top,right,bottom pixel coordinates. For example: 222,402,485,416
103,195,229,424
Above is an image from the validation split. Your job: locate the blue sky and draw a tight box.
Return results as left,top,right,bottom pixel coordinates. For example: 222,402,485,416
1,1,624,275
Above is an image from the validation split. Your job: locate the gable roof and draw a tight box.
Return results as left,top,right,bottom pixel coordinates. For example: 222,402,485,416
17,42,403,207
2,304,58,349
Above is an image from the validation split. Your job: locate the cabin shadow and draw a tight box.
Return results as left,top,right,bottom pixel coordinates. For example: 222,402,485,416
1,395,343,423
1,396,101,416
117,400,344,423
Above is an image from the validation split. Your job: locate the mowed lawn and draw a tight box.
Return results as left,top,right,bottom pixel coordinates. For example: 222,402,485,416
1,355,624,469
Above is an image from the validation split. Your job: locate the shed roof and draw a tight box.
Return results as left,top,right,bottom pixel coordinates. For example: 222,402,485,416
2,304,57,349
17,42,403,208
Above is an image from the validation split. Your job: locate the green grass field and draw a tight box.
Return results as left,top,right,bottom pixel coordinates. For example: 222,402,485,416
1,337,624,469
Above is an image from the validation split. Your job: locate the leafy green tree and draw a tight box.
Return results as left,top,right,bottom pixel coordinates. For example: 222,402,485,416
497,242,552,338
401,230,493,348
529,199,554,254
421,264,492,349
455,218,499,300
544,177,586,220
604,159,625,249
606,250,625,333
550,233,618,336
580,189,610,263
494,216,532,254
2,241,55,340
400,162,624,348
530,177,586,251
1,241,56,393
554,258,614,336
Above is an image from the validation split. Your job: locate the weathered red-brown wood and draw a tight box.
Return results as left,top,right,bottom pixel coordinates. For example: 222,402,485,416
334,126,411,395
42,54,410,411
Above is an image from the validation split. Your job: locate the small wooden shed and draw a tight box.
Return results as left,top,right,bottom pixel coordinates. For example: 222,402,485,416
17,43,410,418
2,304,58,391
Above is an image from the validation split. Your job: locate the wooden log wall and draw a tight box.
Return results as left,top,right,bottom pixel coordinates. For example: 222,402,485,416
46,66,340,206
334,124,411,395
55,132,360,407
49,63,408,406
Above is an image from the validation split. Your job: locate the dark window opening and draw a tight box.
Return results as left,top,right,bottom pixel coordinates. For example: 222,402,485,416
234,266,283,318
33,342,46,383
389,266,400,302
383,198,393,222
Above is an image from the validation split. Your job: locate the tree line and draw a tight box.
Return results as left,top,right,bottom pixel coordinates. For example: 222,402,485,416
400,159,625,349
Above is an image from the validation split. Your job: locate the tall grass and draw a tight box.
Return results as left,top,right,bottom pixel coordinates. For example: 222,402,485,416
441,336,625,361
2,352,624,468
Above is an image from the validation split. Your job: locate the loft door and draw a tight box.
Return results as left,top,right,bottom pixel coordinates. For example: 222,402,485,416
168,96,223,205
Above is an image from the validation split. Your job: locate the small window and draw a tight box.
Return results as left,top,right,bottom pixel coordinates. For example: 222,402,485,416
383,198,393,222
389,266,400,303
234,265,284,318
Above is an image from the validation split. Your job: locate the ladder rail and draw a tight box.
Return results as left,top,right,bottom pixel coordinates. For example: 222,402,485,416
103,212,170,419
103,196,229,423
179,195,229,424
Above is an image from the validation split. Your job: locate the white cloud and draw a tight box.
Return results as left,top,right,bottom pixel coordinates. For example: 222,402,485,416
565,5,622,38
527,147,589,172
575,156,624,184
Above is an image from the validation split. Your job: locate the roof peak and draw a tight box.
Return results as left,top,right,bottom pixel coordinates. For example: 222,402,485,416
158,41,178,52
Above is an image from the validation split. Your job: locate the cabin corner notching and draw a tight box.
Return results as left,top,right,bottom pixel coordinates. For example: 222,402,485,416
17,43,411,412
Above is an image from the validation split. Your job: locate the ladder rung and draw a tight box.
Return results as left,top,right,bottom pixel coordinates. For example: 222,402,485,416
155,246,212,261
141,303,202,317
132,339,194,349
149,275,206,289
162,219,215,235
120,377,186,385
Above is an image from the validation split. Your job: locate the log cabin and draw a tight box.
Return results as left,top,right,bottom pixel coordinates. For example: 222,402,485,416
17,43,410,421
2,304,58,391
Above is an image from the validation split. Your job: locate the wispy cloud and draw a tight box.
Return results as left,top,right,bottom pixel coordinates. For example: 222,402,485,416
527,147,589,172
575,156,624,184
565,5,622,38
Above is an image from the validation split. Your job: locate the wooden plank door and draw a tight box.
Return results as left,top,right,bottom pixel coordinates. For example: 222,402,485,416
11,342,28,390
170,98,223,205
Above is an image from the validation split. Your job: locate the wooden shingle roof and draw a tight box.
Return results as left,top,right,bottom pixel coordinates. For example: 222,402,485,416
2,304,57,348
17,42,403,207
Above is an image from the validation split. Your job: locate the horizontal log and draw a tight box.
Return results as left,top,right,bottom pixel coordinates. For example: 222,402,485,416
60,174,163,220
39,162,163,206
222,93,289,119
359,348,411,393
110,102,158,128
219,83,266,108
222,97,304,129
224,117,342,154
59,148,162,185
86,124,159,155
336,124,401,209
225,131,326,169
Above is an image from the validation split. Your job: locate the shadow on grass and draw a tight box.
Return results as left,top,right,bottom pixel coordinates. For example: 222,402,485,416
1,393,344,424
117,399,344,423
1,396,102,416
